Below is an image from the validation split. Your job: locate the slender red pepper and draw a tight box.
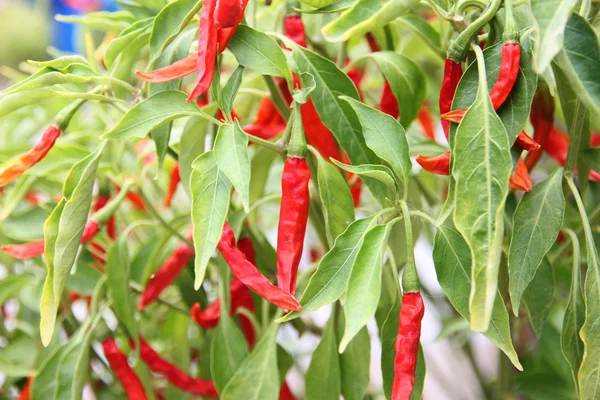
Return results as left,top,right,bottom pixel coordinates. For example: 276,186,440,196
218,222,301,310
284,15,307,47
509,158,532,192
525,85,555,171
138,232,194,311
135,55,197,83
515,130,540,152
126,192,147,210
279,382,296,400
380,82,399,119
439,59,463,139
95,194,116,240
244,98,286,140
163,162,181,208
366,32,381,52
416,152,451,176
392,291,425,400
132,337,218,398
417,102,436,141
102,338,148,400
543,128,600,181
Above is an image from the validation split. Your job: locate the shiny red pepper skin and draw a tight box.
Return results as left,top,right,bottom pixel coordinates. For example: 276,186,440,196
284,15,307,47
138,233,194,311
0,126,61,188
2,220,100,259
163,162,181,208
276,157,310,295
133,337,218,397
188,0,219,101
218,222,302,311
392,292,424,400
442,43,521,123
136,55,197,83
439,59,463,140
380,82,399,119
102,338,148,400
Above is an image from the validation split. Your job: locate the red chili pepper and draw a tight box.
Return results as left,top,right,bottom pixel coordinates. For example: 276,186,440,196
366,32,381,52
417,102,436,141
135,55,197,83
543,128,600,181
525,86,555,171
276,157,310,295
415,152,450,176
126,192,147,210
284,15,307,47
89,242,107,268
138,233,194,311
515,130,541,152
0,126,61,188
218,222,301,311
392,291,424,400
163,162,180,208
188,0,219,101
102,338,148,400
439,59,463,139
132,337,218,398
95,194,116,240
244,98,286,140
279,381,296,400
509,158,532,192
18,377,32,400
380,81,399,119
24,192,44,205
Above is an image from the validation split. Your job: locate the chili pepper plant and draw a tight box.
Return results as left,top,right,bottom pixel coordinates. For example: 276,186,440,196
1,0,600,398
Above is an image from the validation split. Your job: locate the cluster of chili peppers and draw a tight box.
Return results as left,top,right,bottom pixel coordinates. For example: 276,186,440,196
102,338,148,400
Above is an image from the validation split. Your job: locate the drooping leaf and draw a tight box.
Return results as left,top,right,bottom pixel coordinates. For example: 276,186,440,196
190,151,232,289
221,66,244,119
330,159,397,192
337,316,370,400
278,216,377,322
105,18,154,70
220,323,279,400
305,312,341,400
211,310,250,393
433,225,522,370
148,0,201,62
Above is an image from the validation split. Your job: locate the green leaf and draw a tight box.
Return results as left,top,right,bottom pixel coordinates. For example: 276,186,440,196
278,216,377,322
0,274,37,305
330,159,397,192
299,0,339,9
450,42,538,143
340,95,412,186
30,344,68,399
221,66,244,119
211,310,250,393
228,25,291,81
322,0,420,42
190,151,232,289
306,313,341,400
55,11,136,33
105,18,154,70
339,326,370,400
523,258,555,337
221,323,279,400
363,52,426,127
148,0,201,62
557,14,600,117
26,145,90,176
529,0,578,74
451,50,513,332
508,170,565,315
561,230,584,392
291,45,387,202
581,148,600,172
0,354,34,377
315,151,355,247
40,145,103,346
299,0,355,13
214,122,251,213
0,88,65,119
398,15,442,52
433,225,522,370
106,233,138,341
340,223,391,352
102,91,207,140
292,73,316,105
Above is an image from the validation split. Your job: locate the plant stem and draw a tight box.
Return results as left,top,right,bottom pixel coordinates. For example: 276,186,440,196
264,75,291,121
137,190,194,247
129,281,189,316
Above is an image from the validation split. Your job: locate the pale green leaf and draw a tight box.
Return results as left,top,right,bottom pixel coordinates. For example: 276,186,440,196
148,0,201,62
508,170,565,315
211,310,250,392
306,313,341,400
105,18,154,70
55,11,136,33
339,326,370,400
330,159,397,192
214,122,250,212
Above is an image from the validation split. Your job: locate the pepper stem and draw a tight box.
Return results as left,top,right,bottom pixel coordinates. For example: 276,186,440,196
447,0,503,62
502,0,520,43
91,181,132,225
287,103,307,158
400,201,420,293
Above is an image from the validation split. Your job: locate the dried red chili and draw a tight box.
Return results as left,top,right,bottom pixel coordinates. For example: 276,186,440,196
102,338,148,400
132,337,218,398
525,85,555,171
392,291,424,400
163,162,180,208
218,222,301,311
138,232,194,311
509,158,532,192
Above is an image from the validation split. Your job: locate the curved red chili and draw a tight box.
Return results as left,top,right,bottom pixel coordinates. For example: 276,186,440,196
138,232,194,311
392,291,424,400
416,152,450,176
417,103,436,140
380,82,399,119
276,157,310,295
244,98,286,140
525,86,555,171
163,162,181,208
136,55,197,83
218,222,301,311
284,15,307,47
515,131,540,152
102,338,148,400
133,337,218,397
439,59,463,139
543,128,600,182
509,158,532,192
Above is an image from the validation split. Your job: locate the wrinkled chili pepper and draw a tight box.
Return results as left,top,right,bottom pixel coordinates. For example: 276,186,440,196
163,162,181,208
417,151,535,190
102,338,148,400
442,2,520,124
276,105,310,295
392,291,425,400
218,222,301,311
509,158,532,192
138,232,194,311
543,128,600,181
525,84,555,171
2,183,130,259
439,59,463,140
131,337,218,398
